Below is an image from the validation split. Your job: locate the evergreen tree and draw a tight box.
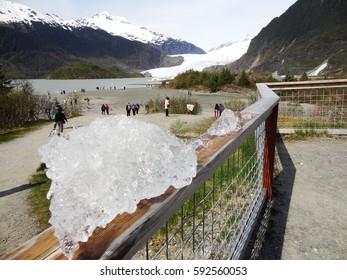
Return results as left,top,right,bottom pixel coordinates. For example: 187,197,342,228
300,72,309,81
237,71,251,87
219,68,235,85
284,72,296,82
208,74,220,92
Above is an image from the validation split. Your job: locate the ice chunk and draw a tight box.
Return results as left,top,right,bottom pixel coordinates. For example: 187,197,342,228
241,110,256,121
207,109,242,136
188,138,204,150
38,116,197,259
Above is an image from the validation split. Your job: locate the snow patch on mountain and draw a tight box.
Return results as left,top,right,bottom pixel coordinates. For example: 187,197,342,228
76,11,173,45
144,35,253,79
0,0,75,28
307,60,328,76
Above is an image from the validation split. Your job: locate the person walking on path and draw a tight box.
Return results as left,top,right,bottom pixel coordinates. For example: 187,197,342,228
51,105,60,131
54,107,68,135
126,103,131,116
219,103,225,116
214,103,220,117
105,104,110,115
165,97,170,117
132,104,137,116
101,104,106,115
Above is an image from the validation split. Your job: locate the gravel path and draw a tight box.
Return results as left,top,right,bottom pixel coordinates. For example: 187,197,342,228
248,136,347,260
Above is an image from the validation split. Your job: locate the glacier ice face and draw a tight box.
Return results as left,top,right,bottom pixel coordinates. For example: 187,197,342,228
38,116,197,259
207,109,242,136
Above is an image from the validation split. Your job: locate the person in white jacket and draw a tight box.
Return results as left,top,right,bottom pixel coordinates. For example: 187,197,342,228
164,97,170,117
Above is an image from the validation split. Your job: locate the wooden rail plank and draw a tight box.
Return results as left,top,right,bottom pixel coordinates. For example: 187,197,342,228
2,228,61,260
266,79,347,90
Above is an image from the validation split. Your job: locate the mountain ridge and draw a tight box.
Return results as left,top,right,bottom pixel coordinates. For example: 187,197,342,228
0,21,164,78
0,0,205,55
227,0,347,76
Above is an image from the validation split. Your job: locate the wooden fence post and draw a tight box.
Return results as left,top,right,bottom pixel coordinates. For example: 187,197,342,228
263,104,278,200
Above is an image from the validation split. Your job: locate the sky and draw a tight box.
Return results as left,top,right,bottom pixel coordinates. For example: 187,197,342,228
12,0,298,51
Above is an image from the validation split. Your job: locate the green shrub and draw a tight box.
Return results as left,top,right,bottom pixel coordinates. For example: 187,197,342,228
171,69,236,93
224,99,248,112
237,71,251,87
145,95,202,115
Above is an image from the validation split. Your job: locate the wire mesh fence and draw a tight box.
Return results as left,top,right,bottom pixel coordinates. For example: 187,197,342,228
275,87,347,129
132,123,267,260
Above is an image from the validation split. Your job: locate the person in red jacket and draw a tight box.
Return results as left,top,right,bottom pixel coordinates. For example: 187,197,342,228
105,104,110,115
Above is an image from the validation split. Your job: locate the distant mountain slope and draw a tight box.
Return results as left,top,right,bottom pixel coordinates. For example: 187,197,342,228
0,1,204,55
228,0,347,76
0,0,204,78
0,22,163,78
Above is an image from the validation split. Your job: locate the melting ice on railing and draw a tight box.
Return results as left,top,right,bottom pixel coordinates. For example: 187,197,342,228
207,109,242,136
38,116,197,259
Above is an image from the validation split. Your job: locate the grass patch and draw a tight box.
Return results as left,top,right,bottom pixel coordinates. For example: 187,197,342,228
282,128,330,140
0,120,51,144
224,99,249,112
170,117,216,139
27,163,52,232
188,117,216,136
278,117,347,129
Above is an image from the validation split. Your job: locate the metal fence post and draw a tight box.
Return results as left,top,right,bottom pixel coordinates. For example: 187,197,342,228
263,104,278,200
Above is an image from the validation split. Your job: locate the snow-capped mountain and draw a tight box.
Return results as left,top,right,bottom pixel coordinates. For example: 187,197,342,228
75,11,205,55
144,35,253,79
76,12,170,46
0,0,75,28
0,0,204,55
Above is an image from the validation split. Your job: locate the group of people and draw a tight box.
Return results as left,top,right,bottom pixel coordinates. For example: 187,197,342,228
126,97,170,117
126,103,140,116
214,103,225,117
101,104,110,115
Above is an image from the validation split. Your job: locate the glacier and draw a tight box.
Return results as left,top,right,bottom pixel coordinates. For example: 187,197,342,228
144,35,253,79
38,116,197,259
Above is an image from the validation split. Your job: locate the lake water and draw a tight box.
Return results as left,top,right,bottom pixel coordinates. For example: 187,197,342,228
25,77,158,95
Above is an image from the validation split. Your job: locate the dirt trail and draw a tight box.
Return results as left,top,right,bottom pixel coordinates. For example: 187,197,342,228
249,136,347,260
